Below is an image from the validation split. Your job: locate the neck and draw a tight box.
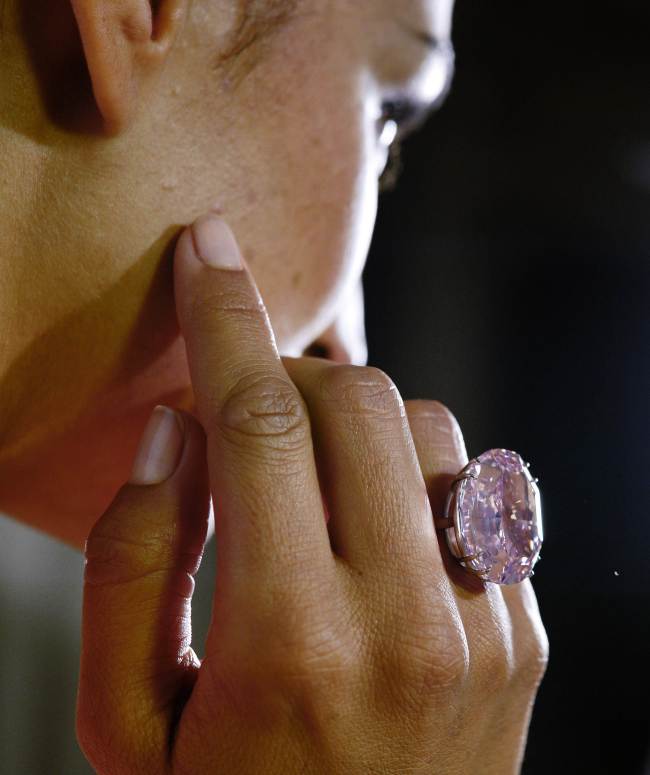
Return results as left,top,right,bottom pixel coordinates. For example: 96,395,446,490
0,130,195,549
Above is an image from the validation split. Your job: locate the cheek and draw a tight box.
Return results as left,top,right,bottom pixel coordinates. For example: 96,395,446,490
268,112,377,354
170,13,379,355
232,80,378,355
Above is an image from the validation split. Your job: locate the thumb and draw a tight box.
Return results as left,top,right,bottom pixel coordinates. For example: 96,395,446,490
76,405,211,773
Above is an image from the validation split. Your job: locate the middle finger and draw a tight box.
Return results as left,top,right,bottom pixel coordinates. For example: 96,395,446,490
283,356,440,577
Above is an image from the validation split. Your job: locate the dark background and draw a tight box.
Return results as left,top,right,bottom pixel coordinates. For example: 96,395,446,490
364,1,650,773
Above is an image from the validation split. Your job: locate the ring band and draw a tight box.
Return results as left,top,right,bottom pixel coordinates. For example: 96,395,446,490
435,449,543,585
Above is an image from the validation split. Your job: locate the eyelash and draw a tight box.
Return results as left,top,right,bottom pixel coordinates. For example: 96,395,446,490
377,99,424,193
380,99,424,136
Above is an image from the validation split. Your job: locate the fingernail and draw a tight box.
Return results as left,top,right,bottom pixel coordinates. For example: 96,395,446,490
129,406,185,486
190,214,243,270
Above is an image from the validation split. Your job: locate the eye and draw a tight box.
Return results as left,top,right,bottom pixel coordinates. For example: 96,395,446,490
377,98,433,192
377,98,430,143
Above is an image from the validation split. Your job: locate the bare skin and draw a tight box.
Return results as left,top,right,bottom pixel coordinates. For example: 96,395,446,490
0,0,548,771
77,214,549,774
0,0,453,547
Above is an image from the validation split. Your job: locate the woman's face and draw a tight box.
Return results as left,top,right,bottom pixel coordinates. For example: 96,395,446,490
0,0,454,545
151,0,455,357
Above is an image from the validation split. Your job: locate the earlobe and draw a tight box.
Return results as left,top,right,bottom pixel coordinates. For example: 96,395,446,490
69,0,189,135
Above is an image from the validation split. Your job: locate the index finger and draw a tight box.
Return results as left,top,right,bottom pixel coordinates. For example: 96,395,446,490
173,214,333,594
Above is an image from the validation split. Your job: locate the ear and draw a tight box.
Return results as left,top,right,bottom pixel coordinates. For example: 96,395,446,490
69,0,189,135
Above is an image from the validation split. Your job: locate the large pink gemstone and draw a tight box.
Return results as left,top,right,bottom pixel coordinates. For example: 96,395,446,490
451,449,543,584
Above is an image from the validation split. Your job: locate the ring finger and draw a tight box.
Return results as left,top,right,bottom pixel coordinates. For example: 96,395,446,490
404,400,515,681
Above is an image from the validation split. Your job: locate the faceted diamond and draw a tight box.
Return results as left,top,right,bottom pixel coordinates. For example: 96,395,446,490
453,449,542,584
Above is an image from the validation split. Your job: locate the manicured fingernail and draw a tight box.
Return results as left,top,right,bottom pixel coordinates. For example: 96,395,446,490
129,406,185,485
190,214,243,270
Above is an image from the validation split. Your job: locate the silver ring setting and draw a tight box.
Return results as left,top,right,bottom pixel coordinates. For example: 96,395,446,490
435,449,543,585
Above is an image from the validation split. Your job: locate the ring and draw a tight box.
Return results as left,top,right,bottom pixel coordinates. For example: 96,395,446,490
434,449,543,585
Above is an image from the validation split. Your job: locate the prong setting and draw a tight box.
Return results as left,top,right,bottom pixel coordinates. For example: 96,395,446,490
434,449,543,584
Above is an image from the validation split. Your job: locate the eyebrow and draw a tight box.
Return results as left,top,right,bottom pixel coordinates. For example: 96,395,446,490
408,28,441,51
396,20,454,57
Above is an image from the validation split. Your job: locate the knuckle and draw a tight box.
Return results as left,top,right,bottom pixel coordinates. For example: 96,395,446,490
218,372,311,453
76,722,109,774
426,399,461,432
510,580,550,686
318,364,402,417
75,717,95,762
186,285,265,332
406,399,466,457
76,715,159,775
405,399,456,432
381,613,470,707
517,621,550,687
83,497,183,588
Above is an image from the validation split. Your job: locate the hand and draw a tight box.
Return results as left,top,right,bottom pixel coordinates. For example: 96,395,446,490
76,213,549,774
